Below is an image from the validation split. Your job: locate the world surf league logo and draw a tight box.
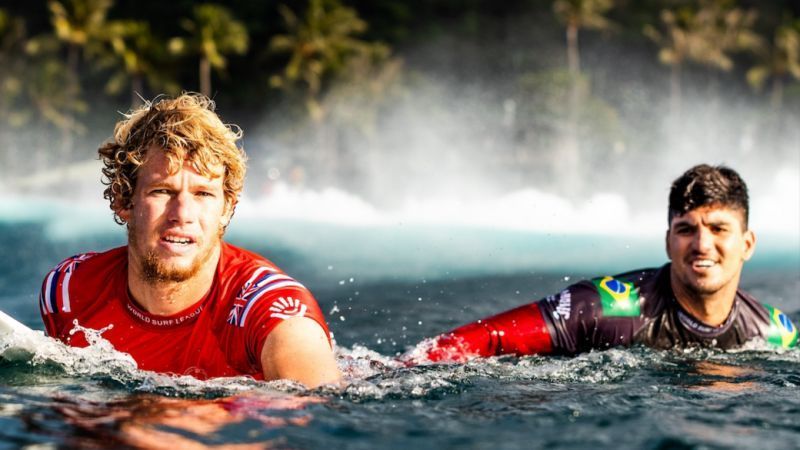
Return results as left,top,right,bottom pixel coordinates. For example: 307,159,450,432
126,302,203,327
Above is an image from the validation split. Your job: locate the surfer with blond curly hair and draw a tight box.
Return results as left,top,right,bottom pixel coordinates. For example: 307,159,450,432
39,94,340,387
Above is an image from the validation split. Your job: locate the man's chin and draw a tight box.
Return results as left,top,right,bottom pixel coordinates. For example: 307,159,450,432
685,278,725,297
141,254,202,284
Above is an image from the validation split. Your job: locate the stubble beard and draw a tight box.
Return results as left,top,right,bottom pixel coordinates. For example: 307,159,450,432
675,264,734,300
129,221,223,285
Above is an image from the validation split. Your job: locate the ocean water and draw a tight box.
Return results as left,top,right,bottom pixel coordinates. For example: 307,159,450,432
1,193,798,449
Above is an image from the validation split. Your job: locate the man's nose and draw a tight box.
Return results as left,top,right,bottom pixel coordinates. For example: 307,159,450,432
168,191,196,224
692,227,714,253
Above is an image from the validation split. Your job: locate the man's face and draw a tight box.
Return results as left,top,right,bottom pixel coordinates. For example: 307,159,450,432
118,147,232,283
666,205,755,298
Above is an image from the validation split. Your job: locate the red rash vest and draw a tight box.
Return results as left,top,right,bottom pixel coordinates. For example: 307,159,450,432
39,243,331,380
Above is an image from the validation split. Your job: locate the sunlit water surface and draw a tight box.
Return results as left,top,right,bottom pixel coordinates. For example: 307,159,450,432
1,193,798,449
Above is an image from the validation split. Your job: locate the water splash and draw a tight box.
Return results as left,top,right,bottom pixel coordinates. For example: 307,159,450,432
3,318,798,402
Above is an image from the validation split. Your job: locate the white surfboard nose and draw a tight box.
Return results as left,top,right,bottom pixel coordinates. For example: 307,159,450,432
0,310,42,355
0,310,30,335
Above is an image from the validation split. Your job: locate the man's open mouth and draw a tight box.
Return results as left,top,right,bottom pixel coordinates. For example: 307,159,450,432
691,259,716,269
162,235,195,245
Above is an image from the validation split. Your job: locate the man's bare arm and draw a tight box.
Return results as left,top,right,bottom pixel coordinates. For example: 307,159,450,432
261,317,341,388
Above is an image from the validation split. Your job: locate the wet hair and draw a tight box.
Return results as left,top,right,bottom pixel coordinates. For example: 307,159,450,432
668,164,749,228
98,93,246,225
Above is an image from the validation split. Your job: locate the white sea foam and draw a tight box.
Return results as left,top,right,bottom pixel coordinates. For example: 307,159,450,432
3,321,796,401
2,167,797,239
238,184,663,235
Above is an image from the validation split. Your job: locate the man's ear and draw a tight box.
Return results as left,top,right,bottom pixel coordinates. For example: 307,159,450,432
665,229,672,260
116,201,131,223
221,200,236,227
742,229,756,261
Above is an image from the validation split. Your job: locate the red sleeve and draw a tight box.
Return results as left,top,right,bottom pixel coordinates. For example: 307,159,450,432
38,253,95,340
224,269,331,372
245,285,330,368
423,302,553,363
39,265,63,338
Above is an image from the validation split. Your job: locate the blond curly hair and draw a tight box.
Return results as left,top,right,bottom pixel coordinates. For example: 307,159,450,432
98,93,247,224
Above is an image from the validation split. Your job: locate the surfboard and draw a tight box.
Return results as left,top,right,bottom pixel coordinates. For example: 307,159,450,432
0,309,41,353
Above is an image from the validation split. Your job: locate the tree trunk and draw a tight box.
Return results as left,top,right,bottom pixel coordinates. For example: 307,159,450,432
131,74,144,108
64,44,80,158
771,77,783,111
67,44,80,78
200,57,211,97
60,124,73,159
561,23,581,198
567,23,580,74
669,62,682,120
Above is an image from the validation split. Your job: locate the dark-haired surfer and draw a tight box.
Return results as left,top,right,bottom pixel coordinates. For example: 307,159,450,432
420,164,797,362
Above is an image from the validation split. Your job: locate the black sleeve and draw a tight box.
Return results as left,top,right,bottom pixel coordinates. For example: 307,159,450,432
538,279,642,354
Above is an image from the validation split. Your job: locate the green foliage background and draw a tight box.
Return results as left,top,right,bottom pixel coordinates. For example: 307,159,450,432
1,0,798,203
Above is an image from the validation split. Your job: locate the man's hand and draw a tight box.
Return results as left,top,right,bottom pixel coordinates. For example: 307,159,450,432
261,317,341,388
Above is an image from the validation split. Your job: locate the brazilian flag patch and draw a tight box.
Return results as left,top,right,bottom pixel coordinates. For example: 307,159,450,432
593,276,640,317
764,304,798,348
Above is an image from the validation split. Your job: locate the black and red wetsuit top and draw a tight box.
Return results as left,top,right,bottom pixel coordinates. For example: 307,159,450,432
39,242,331,379
426,264,797,362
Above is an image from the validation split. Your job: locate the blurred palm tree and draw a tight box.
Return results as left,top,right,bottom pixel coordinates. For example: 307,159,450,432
48,0,113,77
269,0,378,122
747,20,800,110
95,20,178,107
644,0,762,117
552,0,614,75
551,0,614,197
269,0,396,185
169,4,248,97
23,34,88,159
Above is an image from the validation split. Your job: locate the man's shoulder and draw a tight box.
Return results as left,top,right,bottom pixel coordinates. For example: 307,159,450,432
221,242,281,274
218,242,309,298
567,266,662,295
40,246,126,318
736,290,798,348
47,246,126,279
555,266,664,318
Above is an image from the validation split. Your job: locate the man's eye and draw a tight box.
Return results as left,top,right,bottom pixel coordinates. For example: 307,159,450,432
197,191,214,197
